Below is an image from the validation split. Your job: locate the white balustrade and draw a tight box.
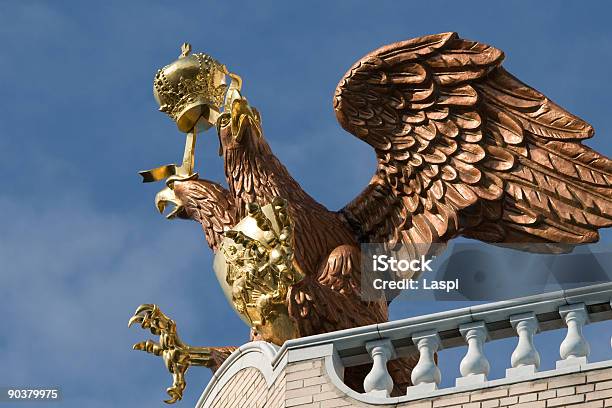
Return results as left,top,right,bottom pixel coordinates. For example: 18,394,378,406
270,283,612,403
557,303,590,368
457,321,489,386
507,313,540,377
363,339,395,397
407,330,441,394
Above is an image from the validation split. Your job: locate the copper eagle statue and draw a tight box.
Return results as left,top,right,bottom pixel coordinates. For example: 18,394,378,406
129,33,612,402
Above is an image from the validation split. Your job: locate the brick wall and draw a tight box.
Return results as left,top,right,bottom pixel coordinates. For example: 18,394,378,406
207,367,285,408
403,368,612,408
205,360,612,408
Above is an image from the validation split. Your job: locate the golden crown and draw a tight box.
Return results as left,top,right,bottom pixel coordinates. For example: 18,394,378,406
153,43,229,132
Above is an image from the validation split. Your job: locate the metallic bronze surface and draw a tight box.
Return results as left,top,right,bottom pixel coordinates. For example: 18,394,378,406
132,33,612,402
335,32,611,253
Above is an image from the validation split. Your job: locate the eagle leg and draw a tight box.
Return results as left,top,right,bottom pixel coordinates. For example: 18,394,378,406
128,304,237,404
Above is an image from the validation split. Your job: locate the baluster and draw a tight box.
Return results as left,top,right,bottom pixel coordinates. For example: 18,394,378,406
407,330,441,395
557,303,590,368
507,313,540,377
456,321,490,386
363,339,396,397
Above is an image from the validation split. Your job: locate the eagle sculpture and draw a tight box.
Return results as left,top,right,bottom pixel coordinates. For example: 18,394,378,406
129,33,612,403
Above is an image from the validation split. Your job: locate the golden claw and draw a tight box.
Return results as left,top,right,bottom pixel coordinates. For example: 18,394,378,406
128,303,154,324
128,304,217,404
129,304,175,334
165,387,184,405
132,339,163,355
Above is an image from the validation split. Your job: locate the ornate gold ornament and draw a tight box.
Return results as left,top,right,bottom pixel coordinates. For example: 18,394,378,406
153,43,227,132
217,198,303,344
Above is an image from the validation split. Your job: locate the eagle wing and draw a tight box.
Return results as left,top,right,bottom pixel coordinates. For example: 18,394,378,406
335,32,612,254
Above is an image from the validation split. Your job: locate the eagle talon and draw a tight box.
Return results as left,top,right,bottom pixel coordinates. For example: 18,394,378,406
165,384,185,404
128,304,175,333
133,339,163,355
128,304,225,404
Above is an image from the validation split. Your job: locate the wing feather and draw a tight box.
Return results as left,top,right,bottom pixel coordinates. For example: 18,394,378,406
335,32,612,260
174,180,238,250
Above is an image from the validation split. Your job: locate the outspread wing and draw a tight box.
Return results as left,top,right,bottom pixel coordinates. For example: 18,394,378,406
335,32,612,252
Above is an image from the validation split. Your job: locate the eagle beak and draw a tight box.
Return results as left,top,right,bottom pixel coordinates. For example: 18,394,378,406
155,185,184,219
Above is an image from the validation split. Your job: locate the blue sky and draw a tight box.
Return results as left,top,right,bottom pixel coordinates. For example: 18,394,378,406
1,1,612,406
